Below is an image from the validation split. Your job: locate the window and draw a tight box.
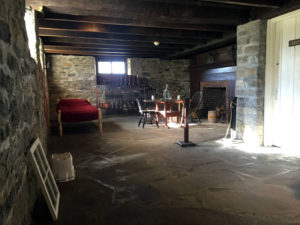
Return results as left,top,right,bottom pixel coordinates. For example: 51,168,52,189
98,60,126,75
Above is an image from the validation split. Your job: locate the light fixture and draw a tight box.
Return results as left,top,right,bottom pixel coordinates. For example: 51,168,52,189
153,41,160,46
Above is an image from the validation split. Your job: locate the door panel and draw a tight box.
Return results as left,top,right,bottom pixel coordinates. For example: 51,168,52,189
267,12,300,149
275,18,296,148
291,15,300,147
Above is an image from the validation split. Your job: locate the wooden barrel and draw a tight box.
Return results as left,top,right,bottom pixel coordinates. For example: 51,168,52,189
208,110,217,123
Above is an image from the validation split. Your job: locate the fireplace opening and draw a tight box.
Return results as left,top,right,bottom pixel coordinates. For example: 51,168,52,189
201,87,227,119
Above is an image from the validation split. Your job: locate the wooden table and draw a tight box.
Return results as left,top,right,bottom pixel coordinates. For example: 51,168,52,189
144,99,184,127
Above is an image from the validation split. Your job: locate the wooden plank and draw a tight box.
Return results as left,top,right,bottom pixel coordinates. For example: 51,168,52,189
142,0,280,8
275,17,296,147
199,0,280,8
166,33,236,59
29,0,248,25
39,29,205,45
289,39,300,47
44,48,166,55
44,49,165,57
44,46,173,54
41,36,193,49
39,13,236,32
190,45,235,67
43,42,185,51
44,45,175,53
38,19,223,39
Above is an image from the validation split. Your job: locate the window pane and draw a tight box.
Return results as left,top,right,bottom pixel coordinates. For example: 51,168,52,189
98,62,111,74
112,62,125,74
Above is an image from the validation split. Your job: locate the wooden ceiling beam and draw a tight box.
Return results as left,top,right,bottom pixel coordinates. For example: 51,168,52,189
39,13,237,32
142,0,281,8
44,49,164,58
166,33,236,59
44,45,175,53
199,0,281,8
39,29,206,45
28,0,248,25
38,19,223,39
45,48,169,55
41,37,193,49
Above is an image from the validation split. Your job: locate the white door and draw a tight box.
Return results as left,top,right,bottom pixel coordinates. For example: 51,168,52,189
265,10,300,150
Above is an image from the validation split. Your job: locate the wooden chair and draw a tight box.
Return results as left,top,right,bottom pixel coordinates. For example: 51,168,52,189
136,98,159,128
189,91,203,123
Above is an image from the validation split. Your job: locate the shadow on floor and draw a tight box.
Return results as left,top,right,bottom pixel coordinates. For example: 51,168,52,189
50,120,124,136
289,182,300,200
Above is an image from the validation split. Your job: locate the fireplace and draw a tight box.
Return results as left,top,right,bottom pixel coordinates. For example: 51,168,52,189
200,81,229,121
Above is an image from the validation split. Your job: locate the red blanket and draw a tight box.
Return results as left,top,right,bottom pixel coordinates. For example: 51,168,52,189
57,99,98,122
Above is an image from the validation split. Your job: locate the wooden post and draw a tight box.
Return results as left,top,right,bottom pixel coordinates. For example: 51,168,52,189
184,98,189,143
58,110,63,137
98,108,102,136
177,98,195,147
178,101,182,124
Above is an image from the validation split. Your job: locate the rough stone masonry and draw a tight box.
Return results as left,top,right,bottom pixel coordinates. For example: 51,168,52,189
235,19,267,145
47,55,97,120
131,58,190,99
0,0,48,224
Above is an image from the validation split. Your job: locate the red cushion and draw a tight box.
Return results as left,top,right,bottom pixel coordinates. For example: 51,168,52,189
57,99,98,122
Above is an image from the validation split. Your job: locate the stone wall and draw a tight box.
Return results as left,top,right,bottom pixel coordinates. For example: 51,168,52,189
131,58,190,99
47,55,97,120
96,58,190,114
0,0,48,224
235,20,266,145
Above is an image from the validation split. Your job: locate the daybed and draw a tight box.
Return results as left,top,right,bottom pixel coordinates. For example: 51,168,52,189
56,99,102,136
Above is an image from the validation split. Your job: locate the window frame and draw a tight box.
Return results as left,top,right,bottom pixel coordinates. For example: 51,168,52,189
96,57,127,75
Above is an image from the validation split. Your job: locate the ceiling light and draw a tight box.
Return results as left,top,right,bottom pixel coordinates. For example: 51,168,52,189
153,41,160,46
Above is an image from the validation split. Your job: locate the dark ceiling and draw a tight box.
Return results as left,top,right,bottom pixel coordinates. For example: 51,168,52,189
25,0,287,59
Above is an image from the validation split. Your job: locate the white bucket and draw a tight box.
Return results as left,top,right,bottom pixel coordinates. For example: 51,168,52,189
51,152,75,182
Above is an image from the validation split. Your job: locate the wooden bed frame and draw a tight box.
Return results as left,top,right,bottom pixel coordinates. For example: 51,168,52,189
57,98,102,137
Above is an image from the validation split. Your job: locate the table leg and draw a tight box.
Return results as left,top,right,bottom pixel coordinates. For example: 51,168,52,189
164,102,168,127
178,103,182,124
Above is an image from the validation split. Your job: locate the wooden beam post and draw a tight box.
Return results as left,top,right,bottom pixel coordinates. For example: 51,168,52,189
58,110,63,137
184,98,189,143
177,98,195,147
98,108,102,136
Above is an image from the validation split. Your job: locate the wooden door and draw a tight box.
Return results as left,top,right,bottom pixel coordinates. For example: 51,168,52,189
265,10,300,149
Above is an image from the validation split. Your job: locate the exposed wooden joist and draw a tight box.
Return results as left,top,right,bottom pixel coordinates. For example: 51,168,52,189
28,0,249,25
142,0,248,9
166,33,236,59
199,0,281,8
42,42,184,52
41,37,193,49
39,13,237,32
44,49,165,58
250,0,300,20
39,29,206,45
44,47,169,55
38,19,223,39
44,45,175,54
143,0,281,8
